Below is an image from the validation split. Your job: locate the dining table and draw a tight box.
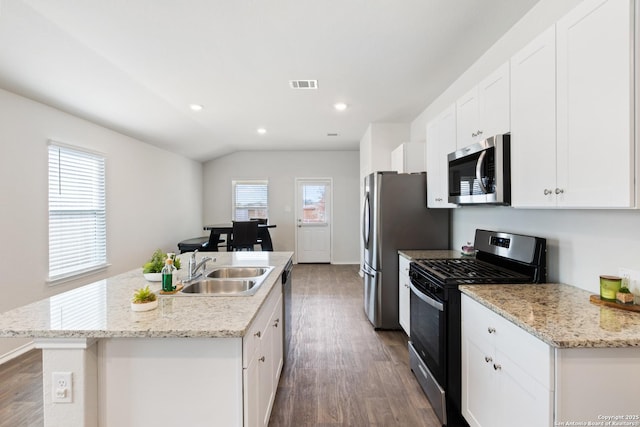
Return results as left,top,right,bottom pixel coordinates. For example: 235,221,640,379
203,222,276,251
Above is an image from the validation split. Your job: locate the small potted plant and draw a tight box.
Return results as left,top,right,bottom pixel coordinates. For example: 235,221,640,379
143,249,181,281
616,285,635,305
131,285,158,312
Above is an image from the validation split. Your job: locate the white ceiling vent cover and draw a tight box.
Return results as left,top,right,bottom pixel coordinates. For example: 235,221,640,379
289,80,318,89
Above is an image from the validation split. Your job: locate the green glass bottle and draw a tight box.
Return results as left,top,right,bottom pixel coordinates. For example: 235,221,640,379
161,258,175,292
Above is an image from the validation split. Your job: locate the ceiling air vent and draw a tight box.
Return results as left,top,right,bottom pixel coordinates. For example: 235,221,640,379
289,80,318,90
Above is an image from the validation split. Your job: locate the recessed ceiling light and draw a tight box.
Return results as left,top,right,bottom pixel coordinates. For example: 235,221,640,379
189,104,203,111
334,102,348,111
257,128,267,135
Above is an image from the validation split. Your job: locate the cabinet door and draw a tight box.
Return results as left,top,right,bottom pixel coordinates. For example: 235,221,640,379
258,317,274,427
478,62,510,138
510,26,557,207
556,0,635,207
398,256,411,335
270,296,284,395
462,296,497,427
496,351,553,427
426,105,458,208
244,355,260,427
456,87,480,147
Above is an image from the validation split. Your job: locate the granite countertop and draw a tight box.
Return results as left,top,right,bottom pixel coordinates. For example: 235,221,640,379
460,283,640,349
0,251,293,340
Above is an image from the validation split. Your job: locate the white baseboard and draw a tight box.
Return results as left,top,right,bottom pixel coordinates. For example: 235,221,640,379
0,341,36,365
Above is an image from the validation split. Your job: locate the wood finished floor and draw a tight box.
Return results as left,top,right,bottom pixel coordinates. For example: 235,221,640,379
0,348,43,427
0,264,439,427
269,264,440,427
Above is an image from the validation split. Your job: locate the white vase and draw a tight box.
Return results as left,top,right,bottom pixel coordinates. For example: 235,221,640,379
131,299,158,312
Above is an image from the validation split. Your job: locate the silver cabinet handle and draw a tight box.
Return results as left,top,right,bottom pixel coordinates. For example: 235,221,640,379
484,356,493,363
487,327,496,334
254,331,261,338
259,356,265,362
555,188,564,194
477,130,483,136
273,318,279,328
544,189,552,195
493,363,502,371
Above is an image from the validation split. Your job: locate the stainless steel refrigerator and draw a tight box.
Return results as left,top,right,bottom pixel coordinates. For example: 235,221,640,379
362,171,449,329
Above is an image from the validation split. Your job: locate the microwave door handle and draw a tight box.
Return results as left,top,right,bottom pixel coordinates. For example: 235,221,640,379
475,150,488,194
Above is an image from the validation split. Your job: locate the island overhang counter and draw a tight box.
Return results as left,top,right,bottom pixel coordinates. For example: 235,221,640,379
0,251,293,427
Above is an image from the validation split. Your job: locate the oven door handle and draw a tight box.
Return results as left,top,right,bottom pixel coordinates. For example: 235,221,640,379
410,283,444,312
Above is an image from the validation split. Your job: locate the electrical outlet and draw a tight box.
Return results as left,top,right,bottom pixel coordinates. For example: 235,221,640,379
52,372,72,403
618,268,640,304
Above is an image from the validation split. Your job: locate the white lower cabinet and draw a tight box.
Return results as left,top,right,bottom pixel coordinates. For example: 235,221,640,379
462,294,640,427
462,295,553,427
398,255,411,335
244,288,283,427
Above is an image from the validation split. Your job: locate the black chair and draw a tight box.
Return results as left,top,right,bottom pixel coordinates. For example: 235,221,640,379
201,231,225,252
230,221,259,251
249,218,275,251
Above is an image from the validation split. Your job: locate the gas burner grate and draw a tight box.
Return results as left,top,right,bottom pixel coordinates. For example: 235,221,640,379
414,258,530,283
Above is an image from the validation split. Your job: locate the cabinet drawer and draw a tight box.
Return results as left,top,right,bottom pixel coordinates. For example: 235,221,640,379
462,295,496,352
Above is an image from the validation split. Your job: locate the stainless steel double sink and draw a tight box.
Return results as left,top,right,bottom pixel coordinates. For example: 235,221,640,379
179,266,274,296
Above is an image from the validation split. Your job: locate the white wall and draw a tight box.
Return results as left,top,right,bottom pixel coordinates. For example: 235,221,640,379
0,88,203,358
411,0,640,294
202,150,360,264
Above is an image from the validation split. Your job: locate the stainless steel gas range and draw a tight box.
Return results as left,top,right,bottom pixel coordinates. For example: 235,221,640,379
408,229,546,426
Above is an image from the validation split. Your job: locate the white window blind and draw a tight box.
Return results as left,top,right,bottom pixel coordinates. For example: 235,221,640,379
48,143,107,282
232,180,268,221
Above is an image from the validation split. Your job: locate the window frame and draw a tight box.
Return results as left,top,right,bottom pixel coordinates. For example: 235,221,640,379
231,179,269,221
47,141,108,284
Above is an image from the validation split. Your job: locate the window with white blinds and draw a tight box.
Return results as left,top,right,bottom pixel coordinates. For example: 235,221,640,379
232,180,268,221
48,143,107,282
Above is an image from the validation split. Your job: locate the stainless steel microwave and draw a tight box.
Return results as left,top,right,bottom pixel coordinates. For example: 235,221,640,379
447,134,511,205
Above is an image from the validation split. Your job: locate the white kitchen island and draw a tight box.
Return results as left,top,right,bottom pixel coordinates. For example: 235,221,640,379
0,251,293,427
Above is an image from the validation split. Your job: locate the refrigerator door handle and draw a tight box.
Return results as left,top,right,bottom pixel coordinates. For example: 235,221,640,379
362,192,371,247
362,267,375,277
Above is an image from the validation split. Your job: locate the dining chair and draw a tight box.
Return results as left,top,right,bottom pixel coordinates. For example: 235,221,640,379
230,221,259,251
201,231,225,252
249,218,269,249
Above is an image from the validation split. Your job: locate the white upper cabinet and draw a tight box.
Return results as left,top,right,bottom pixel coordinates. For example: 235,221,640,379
426,105,458,208
555,0,635,208
510,26,557,208
511,0,636,208
391,142,425,173
456,63,510,148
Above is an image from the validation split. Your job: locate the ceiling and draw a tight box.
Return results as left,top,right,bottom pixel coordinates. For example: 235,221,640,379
0,0,540,162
